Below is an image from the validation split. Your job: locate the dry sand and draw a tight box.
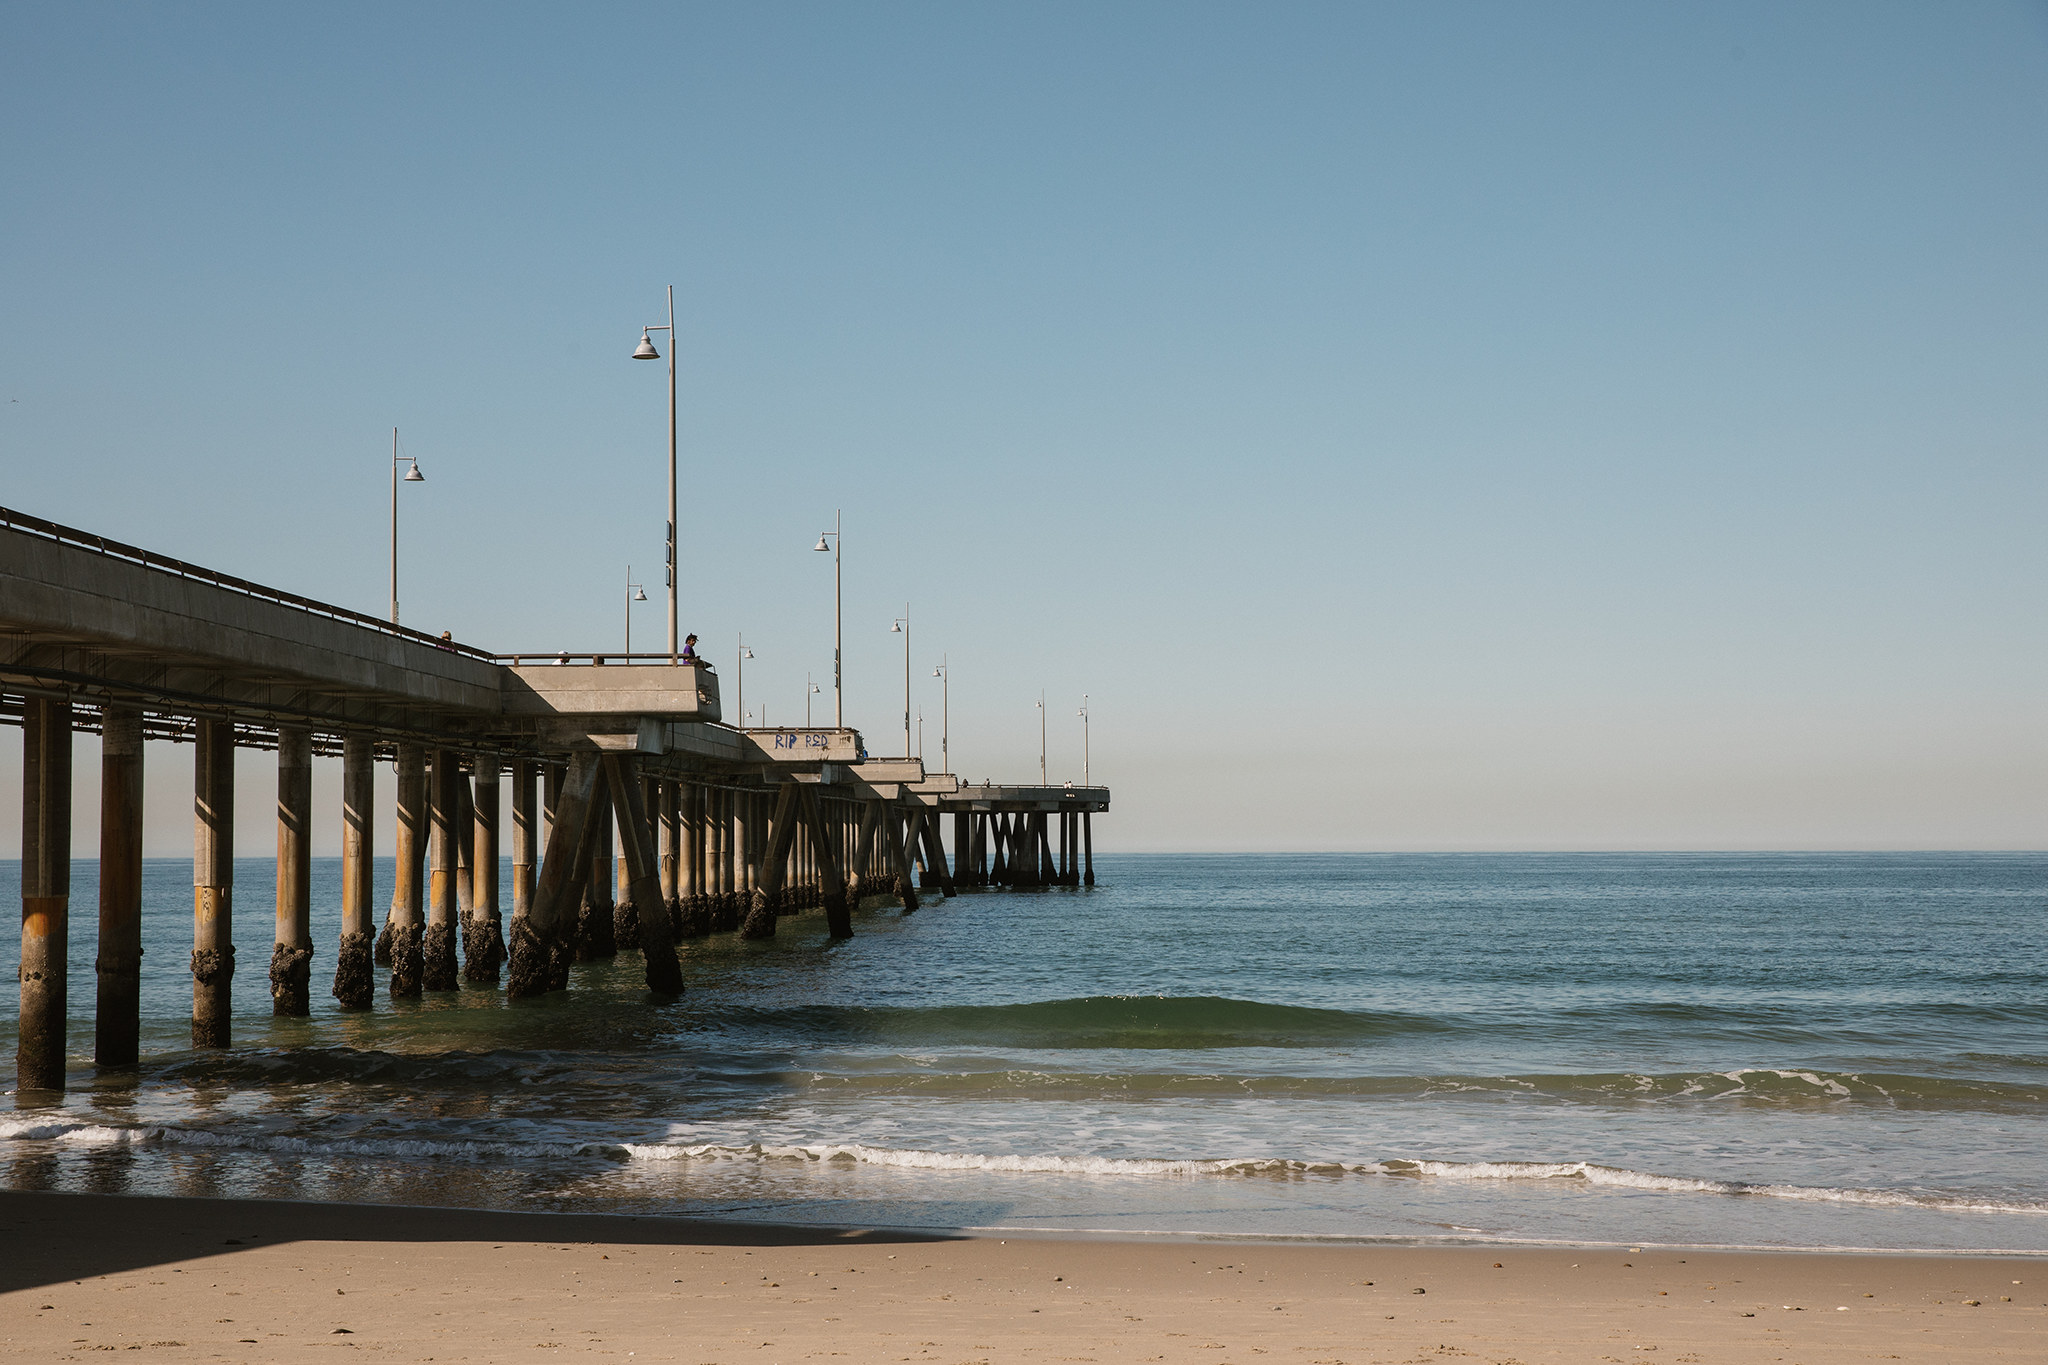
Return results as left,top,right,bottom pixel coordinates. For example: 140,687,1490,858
0,1190,2039,1362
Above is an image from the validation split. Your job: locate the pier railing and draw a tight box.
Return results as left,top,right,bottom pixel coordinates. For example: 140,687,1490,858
0,503,496,661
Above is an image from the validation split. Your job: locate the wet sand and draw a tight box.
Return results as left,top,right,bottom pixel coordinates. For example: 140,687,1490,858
0,1190,2039,1362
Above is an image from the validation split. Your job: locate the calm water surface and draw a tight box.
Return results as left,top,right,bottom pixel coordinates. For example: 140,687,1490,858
2,852,2043,1251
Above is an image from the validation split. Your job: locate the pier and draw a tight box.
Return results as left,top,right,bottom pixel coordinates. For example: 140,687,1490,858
2,505,1109,1092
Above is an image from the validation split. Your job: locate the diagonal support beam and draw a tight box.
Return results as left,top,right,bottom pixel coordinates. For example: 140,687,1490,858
802,786,852,938
603,755,685,995
509,750,598,998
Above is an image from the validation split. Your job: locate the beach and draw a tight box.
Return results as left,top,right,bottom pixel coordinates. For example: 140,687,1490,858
1,1190,2040,1363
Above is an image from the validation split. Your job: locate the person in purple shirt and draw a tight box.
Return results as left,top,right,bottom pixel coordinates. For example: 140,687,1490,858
680,633,698,662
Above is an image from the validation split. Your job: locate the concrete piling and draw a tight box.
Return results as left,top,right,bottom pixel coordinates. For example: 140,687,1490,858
508,750,599,999
192,717,236,1047
705,787,730,931
921,811,955,896
657,779,682,939
742,786,796,938
891,807,921,914
455,769,475,914
269,727,314,1015
511,759,536,912
603,756,685,994
577,780,617,959
95,705,144,1068
334,734,376,1009
18,694,73,1092
466,760,503,982
611,780,646,952
389,742,426,998
1083,810,1095,885
423,749,460,990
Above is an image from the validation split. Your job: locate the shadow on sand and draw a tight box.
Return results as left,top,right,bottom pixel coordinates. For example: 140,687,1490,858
0,1189,962,1295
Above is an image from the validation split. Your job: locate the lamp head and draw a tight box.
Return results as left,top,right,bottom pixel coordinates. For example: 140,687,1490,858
742,648,754,659
632,333,660,360
890,621,902,634
632,586,647,602
810,682,820,694
932,667,942,677
403,460,425,482
813,535,830,552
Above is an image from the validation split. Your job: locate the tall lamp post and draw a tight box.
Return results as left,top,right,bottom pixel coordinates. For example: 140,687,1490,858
623,569,647,655
1036,691,1047,785
806,674,821,727
630,286,680,663
812,511,841,725
889,605,911,758
1078,695,1091,787
931,657,949,776
389,427,424,625
736,636,754,729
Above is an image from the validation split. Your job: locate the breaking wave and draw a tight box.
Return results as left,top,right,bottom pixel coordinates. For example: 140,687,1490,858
6,1114,2043,1219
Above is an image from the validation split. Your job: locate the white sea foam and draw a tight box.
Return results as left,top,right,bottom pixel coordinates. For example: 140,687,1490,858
619,1140,1373,1178
6,1115,2045,1219
0,1116,141,1146
615,1141,2048,1217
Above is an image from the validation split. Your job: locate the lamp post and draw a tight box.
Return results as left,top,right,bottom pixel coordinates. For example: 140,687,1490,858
931,657,949,776
889,606,911,758
916,707,924,764
1078,694,1090,788
806,674,821,727
388,427,424,625
812,511,841,726
623,568,647,655
630,286,680,663
737,636,754,730
1036,691,1047,785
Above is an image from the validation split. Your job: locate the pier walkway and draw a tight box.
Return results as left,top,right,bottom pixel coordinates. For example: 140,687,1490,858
2,506,1109,1092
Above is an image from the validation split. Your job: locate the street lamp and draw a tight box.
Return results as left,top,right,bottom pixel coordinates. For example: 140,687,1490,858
806,674,821,727
1036,691,1047,785
736,636,755,729
1078,694,1091,788
630,286,680,663
889,605,911,758
931,657,949,776
389,427,424,625
813,510,841,726
624,568,647,655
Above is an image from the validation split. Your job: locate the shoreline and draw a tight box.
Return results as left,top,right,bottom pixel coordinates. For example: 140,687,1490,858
2,1189,2041,1362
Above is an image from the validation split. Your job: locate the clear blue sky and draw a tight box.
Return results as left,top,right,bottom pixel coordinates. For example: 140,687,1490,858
3,2,2044,852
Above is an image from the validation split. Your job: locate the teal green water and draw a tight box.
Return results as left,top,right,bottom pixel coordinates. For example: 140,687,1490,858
3,852,2045,1250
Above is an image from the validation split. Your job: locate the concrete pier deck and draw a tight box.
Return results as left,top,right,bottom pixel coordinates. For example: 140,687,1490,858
1,505,1110,1088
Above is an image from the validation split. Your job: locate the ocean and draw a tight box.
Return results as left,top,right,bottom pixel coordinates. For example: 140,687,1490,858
2,852,2044,1253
